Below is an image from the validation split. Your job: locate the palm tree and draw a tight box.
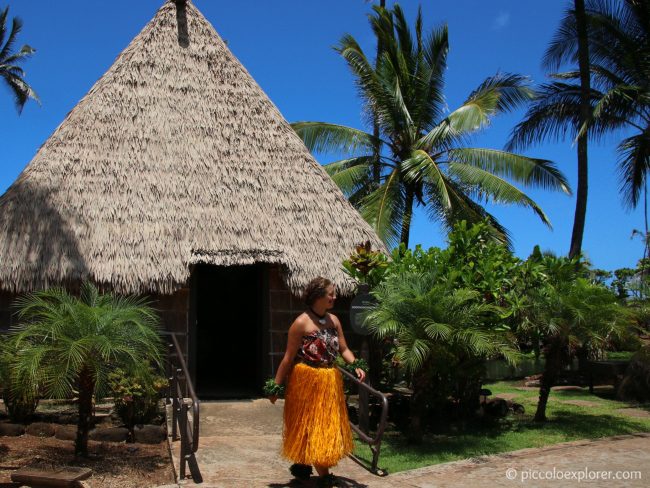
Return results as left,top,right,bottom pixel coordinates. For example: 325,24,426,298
509,1,650,253
366,270,518,441
9,283,163,457
0,6,39,113
516,254,628,421
293,4,571,248
571,0,592,260
365,0,386,188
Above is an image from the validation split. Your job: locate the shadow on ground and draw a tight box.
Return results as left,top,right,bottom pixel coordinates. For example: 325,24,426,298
268,475,369,487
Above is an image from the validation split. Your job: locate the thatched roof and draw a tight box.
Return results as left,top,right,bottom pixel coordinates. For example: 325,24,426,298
0,0,384,296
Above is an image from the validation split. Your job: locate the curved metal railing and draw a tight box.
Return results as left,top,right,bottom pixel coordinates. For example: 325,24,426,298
165,332,201,481
337,366,389,475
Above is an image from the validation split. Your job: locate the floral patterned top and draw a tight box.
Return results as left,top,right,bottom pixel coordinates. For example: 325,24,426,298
296,327,340,367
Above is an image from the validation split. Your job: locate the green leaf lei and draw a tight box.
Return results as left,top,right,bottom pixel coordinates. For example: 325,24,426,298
263,378,285,397
342,358,369,375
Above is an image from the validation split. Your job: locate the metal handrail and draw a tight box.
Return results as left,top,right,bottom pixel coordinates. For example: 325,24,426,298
165,332,201,481
337,366,388,475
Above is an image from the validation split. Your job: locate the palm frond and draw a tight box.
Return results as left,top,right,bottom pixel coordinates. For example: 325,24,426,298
447,148,572,194
543,5,578,71
450,74,532,134
323,156,374,196
359,169,405,248
618,130,650,209
291,122,378,155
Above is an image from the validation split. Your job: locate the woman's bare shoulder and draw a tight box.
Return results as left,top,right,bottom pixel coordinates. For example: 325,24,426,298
329,313,342,328
289,313,309,333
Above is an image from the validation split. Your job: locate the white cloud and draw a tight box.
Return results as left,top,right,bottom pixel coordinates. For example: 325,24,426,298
493,11,511,30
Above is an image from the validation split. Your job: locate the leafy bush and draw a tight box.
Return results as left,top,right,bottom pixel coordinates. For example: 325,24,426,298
0,335,38,423
342,241,388,289
617,346,650,402
108,367,167,435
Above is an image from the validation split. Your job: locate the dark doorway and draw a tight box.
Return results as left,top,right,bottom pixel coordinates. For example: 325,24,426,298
192,264,265,399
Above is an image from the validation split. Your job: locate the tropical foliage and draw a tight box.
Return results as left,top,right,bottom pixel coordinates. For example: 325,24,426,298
8,282,163,457
0,334,38,423
293,4,570,248
0,6,38,112
108,367,167,440
342,240,389,289
510,251,630,421
354,221,638,437
364,222,520,440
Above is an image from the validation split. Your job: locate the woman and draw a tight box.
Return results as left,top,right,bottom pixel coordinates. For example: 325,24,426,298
269,277,366,486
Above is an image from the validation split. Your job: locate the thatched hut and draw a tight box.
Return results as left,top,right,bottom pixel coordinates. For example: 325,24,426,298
0,0,383,398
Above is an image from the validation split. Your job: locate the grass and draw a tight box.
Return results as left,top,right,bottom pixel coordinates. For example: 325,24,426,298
606,351,636,360
353,380,650,474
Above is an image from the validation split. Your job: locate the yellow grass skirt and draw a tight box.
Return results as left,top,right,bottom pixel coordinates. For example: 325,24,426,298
282,362,354,467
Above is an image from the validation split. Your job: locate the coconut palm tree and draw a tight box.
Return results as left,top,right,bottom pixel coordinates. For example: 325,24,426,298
0,6,39,113
9,282,163,457
293,4,571,248
508,0,650,253
366,270,518,441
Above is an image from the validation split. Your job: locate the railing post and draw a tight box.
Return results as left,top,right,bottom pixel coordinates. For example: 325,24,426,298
358,384,370,435
172,395,179,442
179,401,188,479
163,331,201,482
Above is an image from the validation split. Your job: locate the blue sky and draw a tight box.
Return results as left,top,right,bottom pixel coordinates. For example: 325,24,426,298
0,0,644,272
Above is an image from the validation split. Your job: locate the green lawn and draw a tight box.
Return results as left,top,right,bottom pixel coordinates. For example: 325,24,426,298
353,380,650,474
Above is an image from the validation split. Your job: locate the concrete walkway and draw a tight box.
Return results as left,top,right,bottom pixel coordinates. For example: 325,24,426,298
166,400,650,487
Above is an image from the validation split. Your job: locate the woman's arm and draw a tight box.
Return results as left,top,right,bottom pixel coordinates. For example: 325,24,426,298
333,315,366,383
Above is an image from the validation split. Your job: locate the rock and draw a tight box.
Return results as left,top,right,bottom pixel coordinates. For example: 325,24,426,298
524,373,542,387
25,422,56,437
134,424,166,444
55,424,77,441
0,422,25,436
484,398,509,417
511,402,525,414
89,427,129,443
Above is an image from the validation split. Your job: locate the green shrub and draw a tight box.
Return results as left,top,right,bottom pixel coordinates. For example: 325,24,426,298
108,367,167,435
0,335,38,423
617,346,650,402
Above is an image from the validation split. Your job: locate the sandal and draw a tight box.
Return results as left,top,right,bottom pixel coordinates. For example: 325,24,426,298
289,463,313,481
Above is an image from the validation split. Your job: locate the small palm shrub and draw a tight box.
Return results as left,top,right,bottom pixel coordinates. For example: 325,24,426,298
366,270,518,441
11,282,163,457
514,253,630,421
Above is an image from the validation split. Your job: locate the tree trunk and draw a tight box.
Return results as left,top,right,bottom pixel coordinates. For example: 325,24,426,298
408,372,427,443
568,0,591,259
75,367,95,457
371,0,386,188
400,189,415,248
535,340,563,422
367,335,383,390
